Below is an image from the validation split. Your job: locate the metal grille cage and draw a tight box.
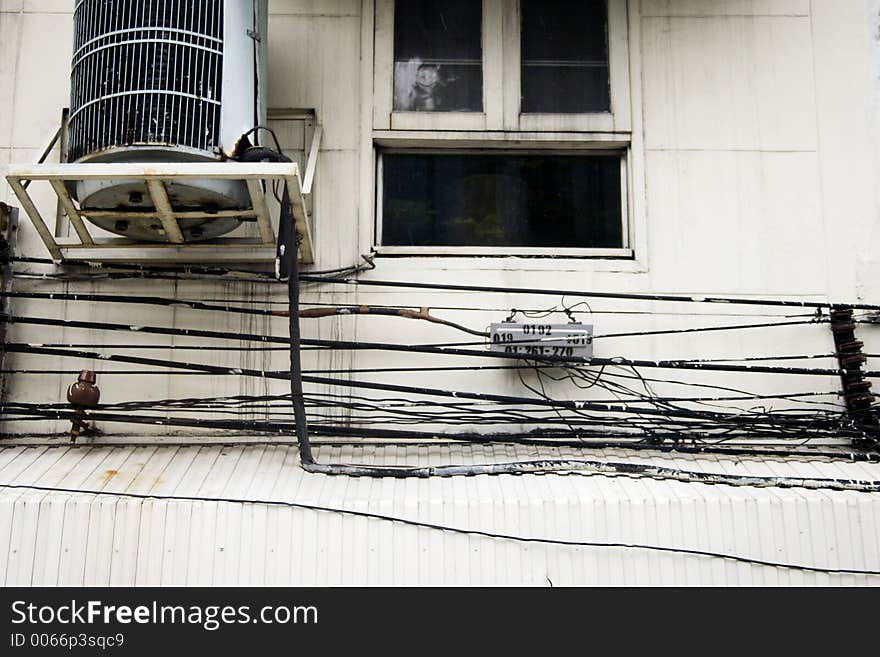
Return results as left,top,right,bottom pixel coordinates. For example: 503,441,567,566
69,0,225,162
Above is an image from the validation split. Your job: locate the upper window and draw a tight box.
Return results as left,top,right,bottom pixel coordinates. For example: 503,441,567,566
374,0,630,132
393,0,483,112
520,0,609,113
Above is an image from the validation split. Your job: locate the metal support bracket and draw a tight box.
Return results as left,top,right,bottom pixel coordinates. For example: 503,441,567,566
5,161,314,265
266,107,322,195
303,124,322,195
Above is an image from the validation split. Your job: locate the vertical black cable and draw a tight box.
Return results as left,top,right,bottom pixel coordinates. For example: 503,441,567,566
235,144,313,464
281,183,313,464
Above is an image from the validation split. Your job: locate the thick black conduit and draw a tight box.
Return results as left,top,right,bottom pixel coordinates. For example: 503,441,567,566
235,146,313,465
282,184,313,464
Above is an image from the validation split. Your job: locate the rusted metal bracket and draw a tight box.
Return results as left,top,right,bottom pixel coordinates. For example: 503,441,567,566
830,305,879,450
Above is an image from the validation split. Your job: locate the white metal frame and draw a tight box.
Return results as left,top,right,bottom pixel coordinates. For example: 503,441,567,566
6,161,315,264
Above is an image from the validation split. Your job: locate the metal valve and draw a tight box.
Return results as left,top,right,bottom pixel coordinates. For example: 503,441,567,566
66,369,100,443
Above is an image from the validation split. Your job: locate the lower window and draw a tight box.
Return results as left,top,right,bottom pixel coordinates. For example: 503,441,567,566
378,151,627,254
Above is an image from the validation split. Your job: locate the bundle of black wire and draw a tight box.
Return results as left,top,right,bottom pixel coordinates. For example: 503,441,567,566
234,143,313,465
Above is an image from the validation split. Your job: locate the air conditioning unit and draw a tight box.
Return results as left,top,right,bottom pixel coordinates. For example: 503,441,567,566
7,0,318,265
67,0,268,243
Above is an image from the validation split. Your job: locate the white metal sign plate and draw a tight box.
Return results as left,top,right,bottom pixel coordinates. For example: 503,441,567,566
488,323,593,359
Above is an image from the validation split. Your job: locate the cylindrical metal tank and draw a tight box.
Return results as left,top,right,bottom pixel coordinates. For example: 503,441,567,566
67,0,268,242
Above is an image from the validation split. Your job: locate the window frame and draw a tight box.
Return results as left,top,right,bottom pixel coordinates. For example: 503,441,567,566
374,146,632,258
373,0,631,133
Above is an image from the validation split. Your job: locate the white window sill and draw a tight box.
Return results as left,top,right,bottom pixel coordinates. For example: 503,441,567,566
374,245,633,258
370,249,647,275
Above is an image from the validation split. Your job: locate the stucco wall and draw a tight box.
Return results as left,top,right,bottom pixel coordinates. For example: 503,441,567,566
0,0,878,437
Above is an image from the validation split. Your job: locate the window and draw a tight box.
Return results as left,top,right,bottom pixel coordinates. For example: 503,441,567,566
520,0,610,114
372,0,633,256
380,151,626,254
393,0,483,112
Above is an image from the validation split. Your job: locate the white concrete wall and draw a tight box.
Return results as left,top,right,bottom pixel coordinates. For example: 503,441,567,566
0,0,878,437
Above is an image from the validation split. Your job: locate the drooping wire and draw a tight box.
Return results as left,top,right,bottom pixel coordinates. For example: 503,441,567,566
0,482,878,576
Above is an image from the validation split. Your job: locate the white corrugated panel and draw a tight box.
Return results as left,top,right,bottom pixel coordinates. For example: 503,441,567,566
0,441,878,586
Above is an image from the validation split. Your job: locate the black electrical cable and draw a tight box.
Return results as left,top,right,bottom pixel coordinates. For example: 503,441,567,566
5,268,875,459
425,318,830,349
0,359,849,382
297,275,880,311
0,383,861,450
6,363,857,411
0,348,867,441
5,388,847,421
0,291,283,318
160,296,833,320
11,398,825,440
4,289,833,340
0,291,487,338
8,254,374,281
0,482,876,576
284,184,313,464
239,125,284,153
5,357,839,404
5,213,877,467
5,338,861,446
234,145,313,465
2,415,873,459
0,369,221,375
5,315,875,378
2,386,860,442
2,344,294,352
10,255,880,312
666,354,837,364
0,406,664,442
8,256,275,279
598,368,781,398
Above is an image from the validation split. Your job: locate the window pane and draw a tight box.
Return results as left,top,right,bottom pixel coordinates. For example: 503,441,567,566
521,0,610,113
382,153,623,248
393,0,482,112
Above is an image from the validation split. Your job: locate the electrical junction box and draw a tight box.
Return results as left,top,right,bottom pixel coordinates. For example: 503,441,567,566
488,323,593,359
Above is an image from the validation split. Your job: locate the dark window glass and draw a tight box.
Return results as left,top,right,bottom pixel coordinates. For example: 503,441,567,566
393,0,482,112
382,153,623,249
521,0,610,113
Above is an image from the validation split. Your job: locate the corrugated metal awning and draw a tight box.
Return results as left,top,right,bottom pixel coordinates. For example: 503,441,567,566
1,442,878,586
